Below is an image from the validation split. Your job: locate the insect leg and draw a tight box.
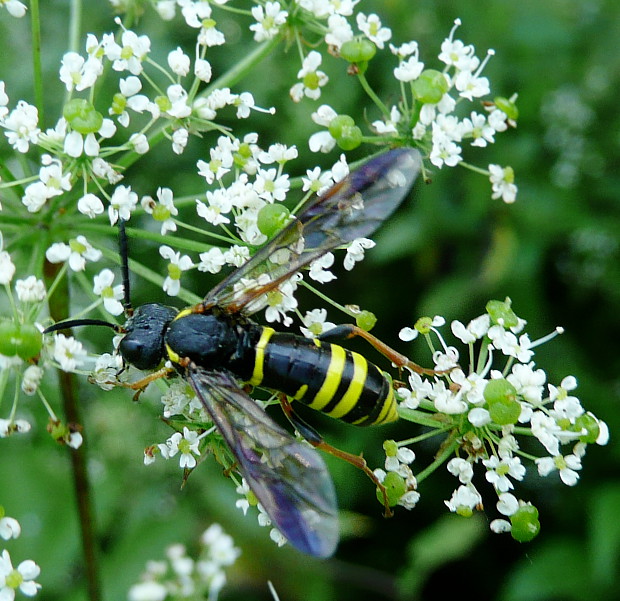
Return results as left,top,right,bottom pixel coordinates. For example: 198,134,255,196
278,394,394,518
317,324,440,375
120,366,175,400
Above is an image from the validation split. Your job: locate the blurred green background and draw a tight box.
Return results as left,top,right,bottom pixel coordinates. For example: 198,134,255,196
1,0,619,599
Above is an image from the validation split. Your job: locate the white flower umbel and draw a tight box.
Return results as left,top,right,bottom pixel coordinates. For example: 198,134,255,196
382,298,607,542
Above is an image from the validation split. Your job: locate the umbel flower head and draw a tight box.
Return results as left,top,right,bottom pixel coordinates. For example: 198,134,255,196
373,298,608,541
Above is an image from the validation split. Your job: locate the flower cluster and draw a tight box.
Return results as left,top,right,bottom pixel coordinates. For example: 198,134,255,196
127,524,240,601
372,298,608,542
0,508,41,599
0,0,597,560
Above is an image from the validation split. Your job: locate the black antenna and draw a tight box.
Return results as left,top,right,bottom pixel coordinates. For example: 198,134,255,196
44,220,134,335
118,218,133,316
43,319,124,335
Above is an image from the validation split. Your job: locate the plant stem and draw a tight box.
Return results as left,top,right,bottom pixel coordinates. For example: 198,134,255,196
29,0,44,124
44,259,101,601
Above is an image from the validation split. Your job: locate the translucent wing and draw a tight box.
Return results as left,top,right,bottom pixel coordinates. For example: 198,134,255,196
202,148,421,313
185,365,339,558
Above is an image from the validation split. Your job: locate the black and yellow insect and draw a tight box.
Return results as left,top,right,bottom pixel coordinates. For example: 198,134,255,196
45,147,421,557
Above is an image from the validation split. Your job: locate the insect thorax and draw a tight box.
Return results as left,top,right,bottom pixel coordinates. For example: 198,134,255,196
164,309,262,378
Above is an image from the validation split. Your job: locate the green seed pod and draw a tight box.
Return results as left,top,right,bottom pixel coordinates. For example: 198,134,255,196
411,69,449,104
63,98,103,134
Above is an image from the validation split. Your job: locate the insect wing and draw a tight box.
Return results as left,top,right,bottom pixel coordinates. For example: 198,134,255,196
203,148,421,313
186,366,339,557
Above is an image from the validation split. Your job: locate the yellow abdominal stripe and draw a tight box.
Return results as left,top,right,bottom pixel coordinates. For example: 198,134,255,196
249,326,275,386
309,347,368,418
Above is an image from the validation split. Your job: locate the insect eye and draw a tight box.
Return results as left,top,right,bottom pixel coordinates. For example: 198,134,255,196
119,333,163,371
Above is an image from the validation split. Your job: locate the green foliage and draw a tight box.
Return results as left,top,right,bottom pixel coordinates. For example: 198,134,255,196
1,0,619,600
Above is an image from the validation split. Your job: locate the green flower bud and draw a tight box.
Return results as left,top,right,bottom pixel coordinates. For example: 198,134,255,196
575,413,600,444
411,69,449,104
0,321,21,356
340,39,377,63
486,298,519,328
484,379,521,425
257,204,291,238
62,98,103,134
110,92,127,115
376,471,407,507
15,324,43,360
0,322,42,360
494,96,519,121
356,310,376,331
383,439,398,457
510,504,540,542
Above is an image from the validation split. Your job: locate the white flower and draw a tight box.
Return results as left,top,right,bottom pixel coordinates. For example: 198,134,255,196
103,28,151,75
324,13,354,49
22,365,44,395
159,427,201,469
496,492,520,516
488,325,533,362
483,455,526,492
309,253,336,283
108,185,139,225
0,549,41,598
468,407,491,427
507,362,546,404
431,379,468,414
445,484,482,514
2,0,27,17
93,269,125,316
52,334,88,372
536,451,582,486
3,100,40,152
159,246,193,296
141,187,178,234
15,276,45,302
196,190,233,226
197,247,226,274
195,57,212,82
451,314,490,344
250,2,288,42
172,128,189,154
344,238,375,271
356,13,391,49
0,516,20,540
254,168,290,202
447,457,474,484
128,581,167,601
45,236,102,271
77,193,105,218
290,51,329,102
489,164,517,203
59,51,102,91
300,308,336,338
168,47,190,76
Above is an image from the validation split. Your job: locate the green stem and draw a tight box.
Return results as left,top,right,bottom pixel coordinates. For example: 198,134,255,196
68,0,82,54
416,436,459,483
43,259,102,601
116,36,282,173
357,72,390,118
300,280,356,319
29,0,44,124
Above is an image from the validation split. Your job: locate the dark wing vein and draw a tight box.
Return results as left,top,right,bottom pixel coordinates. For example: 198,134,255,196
202,148,421,313
186,366,339,557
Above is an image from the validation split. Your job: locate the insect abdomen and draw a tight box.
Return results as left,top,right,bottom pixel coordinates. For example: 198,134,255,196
249,328,398,426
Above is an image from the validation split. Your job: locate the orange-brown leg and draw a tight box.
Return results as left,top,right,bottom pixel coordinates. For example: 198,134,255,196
119,366,175,400
318,324,441,375
278,394,394,517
